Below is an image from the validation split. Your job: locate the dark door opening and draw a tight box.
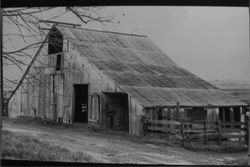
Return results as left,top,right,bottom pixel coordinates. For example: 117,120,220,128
104,93,129,131
73,84,88,123
48,27,63,71
219,107,233,128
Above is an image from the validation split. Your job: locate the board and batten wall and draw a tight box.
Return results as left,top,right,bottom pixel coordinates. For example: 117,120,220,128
8,42,145,136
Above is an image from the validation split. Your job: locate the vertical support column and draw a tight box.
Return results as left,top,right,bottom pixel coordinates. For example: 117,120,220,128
0,7,3,163
181,120,184,146
222,108,225,128
217,120,222,145
230,108,234,128
128,95,133,135
176,101,180,120
248,2,250,165
203,121,207,145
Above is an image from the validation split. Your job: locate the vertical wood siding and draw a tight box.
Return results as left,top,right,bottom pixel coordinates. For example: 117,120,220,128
8,41,146,136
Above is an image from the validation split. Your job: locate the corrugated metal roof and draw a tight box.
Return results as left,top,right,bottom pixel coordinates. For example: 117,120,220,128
56,26,247,107
120,86,246,107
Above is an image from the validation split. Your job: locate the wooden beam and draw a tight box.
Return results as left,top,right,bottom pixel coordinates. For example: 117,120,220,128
39,20,81,28
39,27,51,31
176,101,180,120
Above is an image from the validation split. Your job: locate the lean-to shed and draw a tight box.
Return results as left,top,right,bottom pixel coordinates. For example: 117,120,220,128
8,25,247,136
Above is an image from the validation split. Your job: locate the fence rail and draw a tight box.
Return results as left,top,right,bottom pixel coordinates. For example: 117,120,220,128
143,119,248,145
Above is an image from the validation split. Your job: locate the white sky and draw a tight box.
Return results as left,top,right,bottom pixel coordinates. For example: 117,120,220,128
102,6,250,81
4,6,250,85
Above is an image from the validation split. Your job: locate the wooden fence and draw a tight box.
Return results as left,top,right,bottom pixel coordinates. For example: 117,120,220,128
143,119,248,145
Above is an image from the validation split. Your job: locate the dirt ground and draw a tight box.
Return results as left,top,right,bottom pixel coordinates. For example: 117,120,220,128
2,118,247,165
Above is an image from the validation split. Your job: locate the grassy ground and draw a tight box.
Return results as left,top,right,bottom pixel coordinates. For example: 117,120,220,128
224,157,248,165
10,116,180,148
183,141,247,153
5,116,248,165
9,116,248,152
2,130,92,162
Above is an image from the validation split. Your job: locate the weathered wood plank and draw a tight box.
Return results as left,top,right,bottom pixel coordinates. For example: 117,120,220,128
148,119,181,126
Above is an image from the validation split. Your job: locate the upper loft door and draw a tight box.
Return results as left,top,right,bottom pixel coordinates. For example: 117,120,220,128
73,84,88,123
48,27,63,71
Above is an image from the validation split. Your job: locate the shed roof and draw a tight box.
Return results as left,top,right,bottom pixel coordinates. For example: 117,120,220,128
56,26,246,107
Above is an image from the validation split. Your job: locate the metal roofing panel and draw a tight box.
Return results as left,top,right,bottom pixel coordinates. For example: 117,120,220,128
121,86,246,107
56,26,247,107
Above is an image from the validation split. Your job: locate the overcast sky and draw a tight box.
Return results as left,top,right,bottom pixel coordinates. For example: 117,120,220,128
102,7,250,81
4,6,250,85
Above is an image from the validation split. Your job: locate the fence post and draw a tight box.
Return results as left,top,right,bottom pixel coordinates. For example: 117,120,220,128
181,120,184,146
217,120,222,145
143,118,148,136
203,121,207,145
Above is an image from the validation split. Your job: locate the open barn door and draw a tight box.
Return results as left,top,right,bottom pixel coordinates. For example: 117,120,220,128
73,84,88,123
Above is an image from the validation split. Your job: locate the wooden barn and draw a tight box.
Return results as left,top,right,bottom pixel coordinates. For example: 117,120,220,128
8,25,247,136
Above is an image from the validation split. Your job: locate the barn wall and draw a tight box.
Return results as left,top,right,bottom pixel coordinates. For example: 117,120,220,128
206,108,219,122
62,50,145,135
8,39,146,136
62,49,120,124
129,96,144,136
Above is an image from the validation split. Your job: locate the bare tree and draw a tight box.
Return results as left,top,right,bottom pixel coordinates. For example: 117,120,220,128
3,7,113,100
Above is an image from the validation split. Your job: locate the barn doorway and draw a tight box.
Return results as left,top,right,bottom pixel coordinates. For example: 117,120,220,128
219,107,241,128
73,84,88,123
103,93,129,131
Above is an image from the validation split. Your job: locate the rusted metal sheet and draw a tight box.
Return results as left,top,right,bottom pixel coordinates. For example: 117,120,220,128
120,86,246,107
55,26,246,108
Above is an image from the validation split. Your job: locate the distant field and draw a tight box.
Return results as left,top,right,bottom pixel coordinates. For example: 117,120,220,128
210,79,250,105
2,130,92,162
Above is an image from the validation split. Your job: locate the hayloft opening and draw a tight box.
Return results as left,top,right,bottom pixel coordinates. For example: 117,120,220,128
48,28,63,71
73,84,89,123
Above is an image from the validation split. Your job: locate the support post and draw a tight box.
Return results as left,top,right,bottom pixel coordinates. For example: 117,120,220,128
217,120,222,145
203,121,207,145
181,120,184,146
0,7,3,164
248,111,250,165
230,108,234,128
222,108,225,128
176,101,180,120
248,1,250,165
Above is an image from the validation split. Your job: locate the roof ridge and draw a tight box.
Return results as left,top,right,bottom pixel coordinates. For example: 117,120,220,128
55,25,147,37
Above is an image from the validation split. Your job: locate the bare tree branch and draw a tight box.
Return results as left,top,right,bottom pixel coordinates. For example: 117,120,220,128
3,7,112,98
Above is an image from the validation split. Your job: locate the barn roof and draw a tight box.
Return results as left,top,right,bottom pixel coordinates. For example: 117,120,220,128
56,26,246,107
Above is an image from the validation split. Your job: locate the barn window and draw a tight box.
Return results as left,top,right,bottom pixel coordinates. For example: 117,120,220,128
48,28,63,71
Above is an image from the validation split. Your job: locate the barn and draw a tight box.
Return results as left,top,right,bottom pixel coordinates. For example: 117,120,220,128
8,25,247,136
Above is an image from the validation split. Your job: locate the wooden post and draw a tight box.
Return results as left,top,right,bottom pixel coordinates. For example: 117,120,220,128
181,120,184,146
222,108,225,128
176,101,180,120
142,116,147,136
248,112,250,165
203,121,207,145
230,108,234,128
0,7,3,164
217,120,222,145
